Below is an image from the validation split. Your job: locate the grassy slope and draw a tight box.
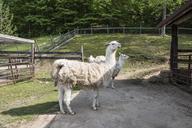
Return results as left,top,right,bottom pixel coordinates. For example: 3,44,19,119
0,34,192,127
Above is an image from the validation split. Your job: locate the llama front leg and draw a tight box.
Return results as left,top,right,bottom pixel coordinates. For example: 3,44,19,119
58,85,65,114
64,86,76,115
96,88,100,107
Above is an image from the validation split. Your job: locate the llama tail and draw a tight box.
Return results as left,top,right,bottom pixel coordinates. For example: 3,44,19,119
51,61,63,86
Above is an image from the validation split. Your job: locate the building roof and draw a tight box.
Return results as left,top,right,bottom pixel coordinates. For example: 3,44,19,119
0,34,35,44
157,0,192,28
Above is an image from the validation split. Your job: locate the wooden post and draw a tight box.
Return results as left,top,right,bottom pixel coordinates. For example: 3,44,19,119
170,24,178,75
139,24,142,34
31,42,35,76
76,27,79,34
91,26,93,35
107,25,109,34
9,58,16,84
81,45,84,62
188,55,191,86
123,26,125,34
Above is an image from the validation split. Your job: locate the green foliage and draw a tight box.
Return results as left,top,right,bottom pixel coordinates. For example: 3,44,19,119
0,3,17,35
2,0,185,37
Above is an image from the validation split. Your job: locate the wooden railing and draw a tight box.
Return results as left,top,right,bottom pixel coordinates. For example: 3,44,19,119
172,50,192,86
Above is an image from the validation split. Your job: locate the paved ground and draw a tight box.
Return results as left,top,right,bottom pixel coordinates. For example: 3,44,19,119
48,78,192,128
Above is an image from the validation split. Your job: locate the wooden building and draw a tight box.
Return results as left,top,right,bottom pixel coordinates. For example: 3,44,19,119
158,0,192,87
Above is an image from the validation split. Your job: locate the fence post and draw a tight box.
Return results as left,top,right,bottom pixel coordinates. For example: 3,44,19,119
159,28,161,35
139,24,142,34
91,26,93,35
50,35,54,45
81,45,84,62
76,27,79,34
107,25,109,34
31,42,35,76
123,26,125,34
188,55,191,86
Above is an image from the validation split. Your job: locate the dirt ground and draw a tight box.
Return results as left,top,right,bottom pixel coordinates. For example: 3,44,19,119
48,77,192,128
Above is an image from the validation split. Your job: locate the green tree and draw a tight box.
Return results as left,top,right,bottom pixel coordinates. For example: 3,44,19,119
0,3,17,35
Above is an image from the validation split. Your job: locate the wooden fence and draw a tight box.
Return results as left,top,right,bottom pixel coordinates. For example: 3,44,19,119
0,52,34,85
0,50,83,85
171,49,192,87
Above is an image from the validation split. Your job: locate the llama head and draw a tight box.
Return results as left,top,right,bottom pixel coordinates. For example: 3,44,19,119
105,41,121,53
88,55,95,63
119,54,129,61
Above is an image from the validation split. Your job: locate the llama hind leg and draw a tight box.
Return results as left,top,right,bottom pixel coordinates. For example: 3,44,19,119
92,88,99,110
64,86,76,115
58,85,65,114
111,78,115,89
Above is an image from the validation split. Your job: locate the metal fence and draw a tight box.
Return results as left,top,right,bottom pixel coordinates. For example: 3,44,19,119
45,26,192,51
75,27,192,35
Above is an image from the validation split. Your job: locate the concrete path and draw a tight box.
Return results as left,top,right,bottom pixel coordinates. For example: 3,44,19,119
48,79,192,128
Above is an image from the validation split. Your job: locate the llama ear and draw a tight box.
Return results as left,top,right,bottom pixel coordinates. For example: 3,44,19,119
105,43,110,46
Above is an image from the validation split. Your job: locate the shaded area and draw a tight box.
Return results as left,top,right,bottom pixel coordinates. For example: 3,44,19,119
1,101,58,116
36,78,53,82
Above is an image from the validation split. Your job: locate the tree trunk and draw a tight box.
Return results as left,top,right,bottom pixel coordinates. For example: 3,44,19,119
161,0,166,36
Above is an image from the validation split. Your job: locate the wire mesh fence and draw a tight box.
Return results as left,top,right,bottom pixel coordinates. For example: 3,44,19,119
75,27,192,35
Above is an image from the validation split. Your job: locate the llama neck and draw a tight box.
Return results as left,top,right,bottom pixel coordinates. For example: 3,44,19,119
105,50,116,66
117,58,125,68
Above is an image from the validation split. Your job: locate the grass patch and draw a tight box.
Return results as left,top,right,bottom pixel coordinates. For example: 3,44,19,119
0,63,57,128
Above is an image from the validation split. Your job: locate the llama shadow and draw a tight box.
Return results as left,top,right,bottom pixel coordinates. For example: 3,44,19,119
1,91,92,116
1,101,58,116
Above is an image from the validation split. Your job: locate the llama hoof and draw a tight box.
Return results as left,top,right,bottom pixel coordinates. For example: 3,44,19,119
111,86,115,89
96,104,100,107
92,106,98,111
69,111,76,115
60,111,66,114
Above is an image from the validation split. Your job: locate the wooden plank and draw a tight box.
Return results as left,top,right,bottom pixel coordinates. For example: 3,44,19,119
35,56,82,60
0,51,81,55
35,51,81,55
0,51,31,54
178,49,192,52
0,34,35,44
0,62,31,67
